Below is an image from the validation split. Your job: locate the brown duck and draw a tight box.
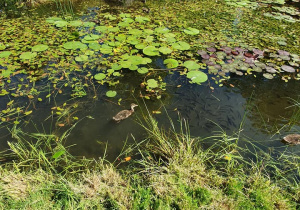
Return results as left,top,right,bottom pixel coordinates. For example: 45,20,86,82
282,134,300,145
113,103,138,122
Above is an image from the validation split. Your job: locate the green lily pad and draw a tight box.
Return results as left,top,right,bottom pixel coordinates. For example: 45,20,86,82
54,20,68,27
184,27,200,35
95,26,109,33
155,27,170,34
263,73,274,79
135,16,150,23
94,73,106,80
83,22,96,27
1,70,12,78
69,20,83,27
83,34,100,41
172,41,190,50
75,55,88,62
143,46,159,56
0,51,12,58
147,79,158,88
187,71,208,84
100,44,113,54
46,17,63,23
106,90,117,97
0,43,6,50
89,43,101,51
164,59,179,68
32,44,49,52
20,52,37,60
63,41,87,50
128,29,143,36
159,46,172,54
111,63,122,70
137,67,149,74
184,60,200,70
135,43,147,49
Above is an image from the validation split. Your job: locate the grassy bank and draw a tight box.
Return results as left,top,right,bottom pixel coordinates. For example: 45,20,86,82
0,117,299,209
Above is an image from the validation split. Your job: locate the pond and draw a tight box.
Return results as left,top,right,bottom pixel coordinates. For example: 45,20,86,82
0,0,300,162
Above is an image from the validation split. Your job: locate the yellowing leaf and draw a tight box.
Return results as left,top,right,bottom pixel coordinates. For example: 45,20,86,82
124,156,131,162
24,110,32,115
7,100,14,106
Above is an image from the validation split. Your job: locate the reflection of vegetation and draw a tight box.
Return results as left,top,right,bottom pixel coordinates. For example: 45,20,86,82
0,117,299,208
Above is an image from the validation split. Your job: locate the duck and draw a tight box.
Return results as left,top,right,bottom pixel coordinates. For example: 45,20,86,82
113,103,138,122
282,134,300,145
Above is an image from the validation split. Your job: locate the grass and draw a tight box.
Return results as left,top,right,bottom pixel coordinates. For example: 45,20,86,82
0,111,299,209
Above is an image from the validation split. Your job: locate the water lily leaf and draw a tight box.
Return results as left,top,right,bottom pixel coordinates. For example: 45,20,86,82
69,20,83,27
155,27,169,34
263,73,274,79
46,17,63,23
20,52,37,60
141,57,152,64
143,46,159,56
83,21,96,27
135,16,150,23
159,46,172,54
111,63,122,70
187,71,208,84
89,43,101,51
172,41,190,50
106,90,117,97
184,60,200,70
75,55,88,62
147,79,158,88
277,41,287,46
32,44,49,52
115,34,127,41
121,60,132,68
184,27,199,35
0,43,6,50
281,65,295,72
100,44,113,54
118,21,130,27
127,36,140,45
164,59,178,68
122,17,134,23
63,41,87,50
135,43,147,49
0,51,12,58
120,13,131,18
128,29,143,36
95,26,109,33
144,29,154,34
1,70,12,77
94,73,106,80
137,67,149,74
83,34,100,41
55,20,68,27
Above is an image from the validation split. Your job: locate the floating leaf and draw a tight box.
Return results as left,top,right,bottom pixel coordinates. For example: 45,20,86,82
106,90,117,97
164,59,179,68
94,73,106,80
184,60,200,70
184,27,200,35
0,51,12,58
63,41,87,50
137,67,149,74
83,21,96,27
69,20,83,27
54,20,68,27
263,73,274,79
83,34,100,41
155,27,170,34
143,46,160,56
135,16,150,23
46,17,63,23
281,65,295,72
187,71,208,84
172,41,190,50
159,46,172,54
75,55,88,62
32,44,49,52
89,43,101,51
20,52,37,60
147,79,158,88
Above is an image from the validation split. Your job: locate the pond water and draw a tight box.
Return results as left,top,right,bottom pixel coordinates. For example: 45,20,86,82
1,0,300,162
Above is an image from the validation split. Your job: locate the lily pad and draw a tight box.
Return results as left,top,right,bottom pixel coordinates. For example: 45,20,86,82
263,73,274,79
32,44,49,52
155,27,170,34
281,65,295,72
63,41,87,50
164,59,179,68
172,41,190,50
106,90,117,98
89,43,101,51
54,20,68,27
184,60,200,70
147,79,158,88
83,34,100,41
83,22,96,27
159,46,172,54
20,52,37,60
75,55,88,62
46,17,63,23
94,73,106,80
187,71,208,84
0,51,12,58
184,27,200,35
143,46,159,56
137,67,149,74
69,20,83,27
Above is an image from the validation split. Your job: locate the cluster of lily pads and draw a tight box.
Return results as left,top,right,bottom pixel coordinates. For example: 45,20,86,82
197,44,300,80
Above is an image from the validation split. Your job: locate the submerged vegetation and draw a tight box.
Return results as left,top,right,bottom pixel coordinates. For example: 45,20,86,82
0,0,300,208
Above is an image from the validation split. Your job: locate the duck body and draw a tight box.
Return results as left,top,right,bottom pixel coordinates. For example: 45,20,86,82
282,134,300,145
113,103,138,122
